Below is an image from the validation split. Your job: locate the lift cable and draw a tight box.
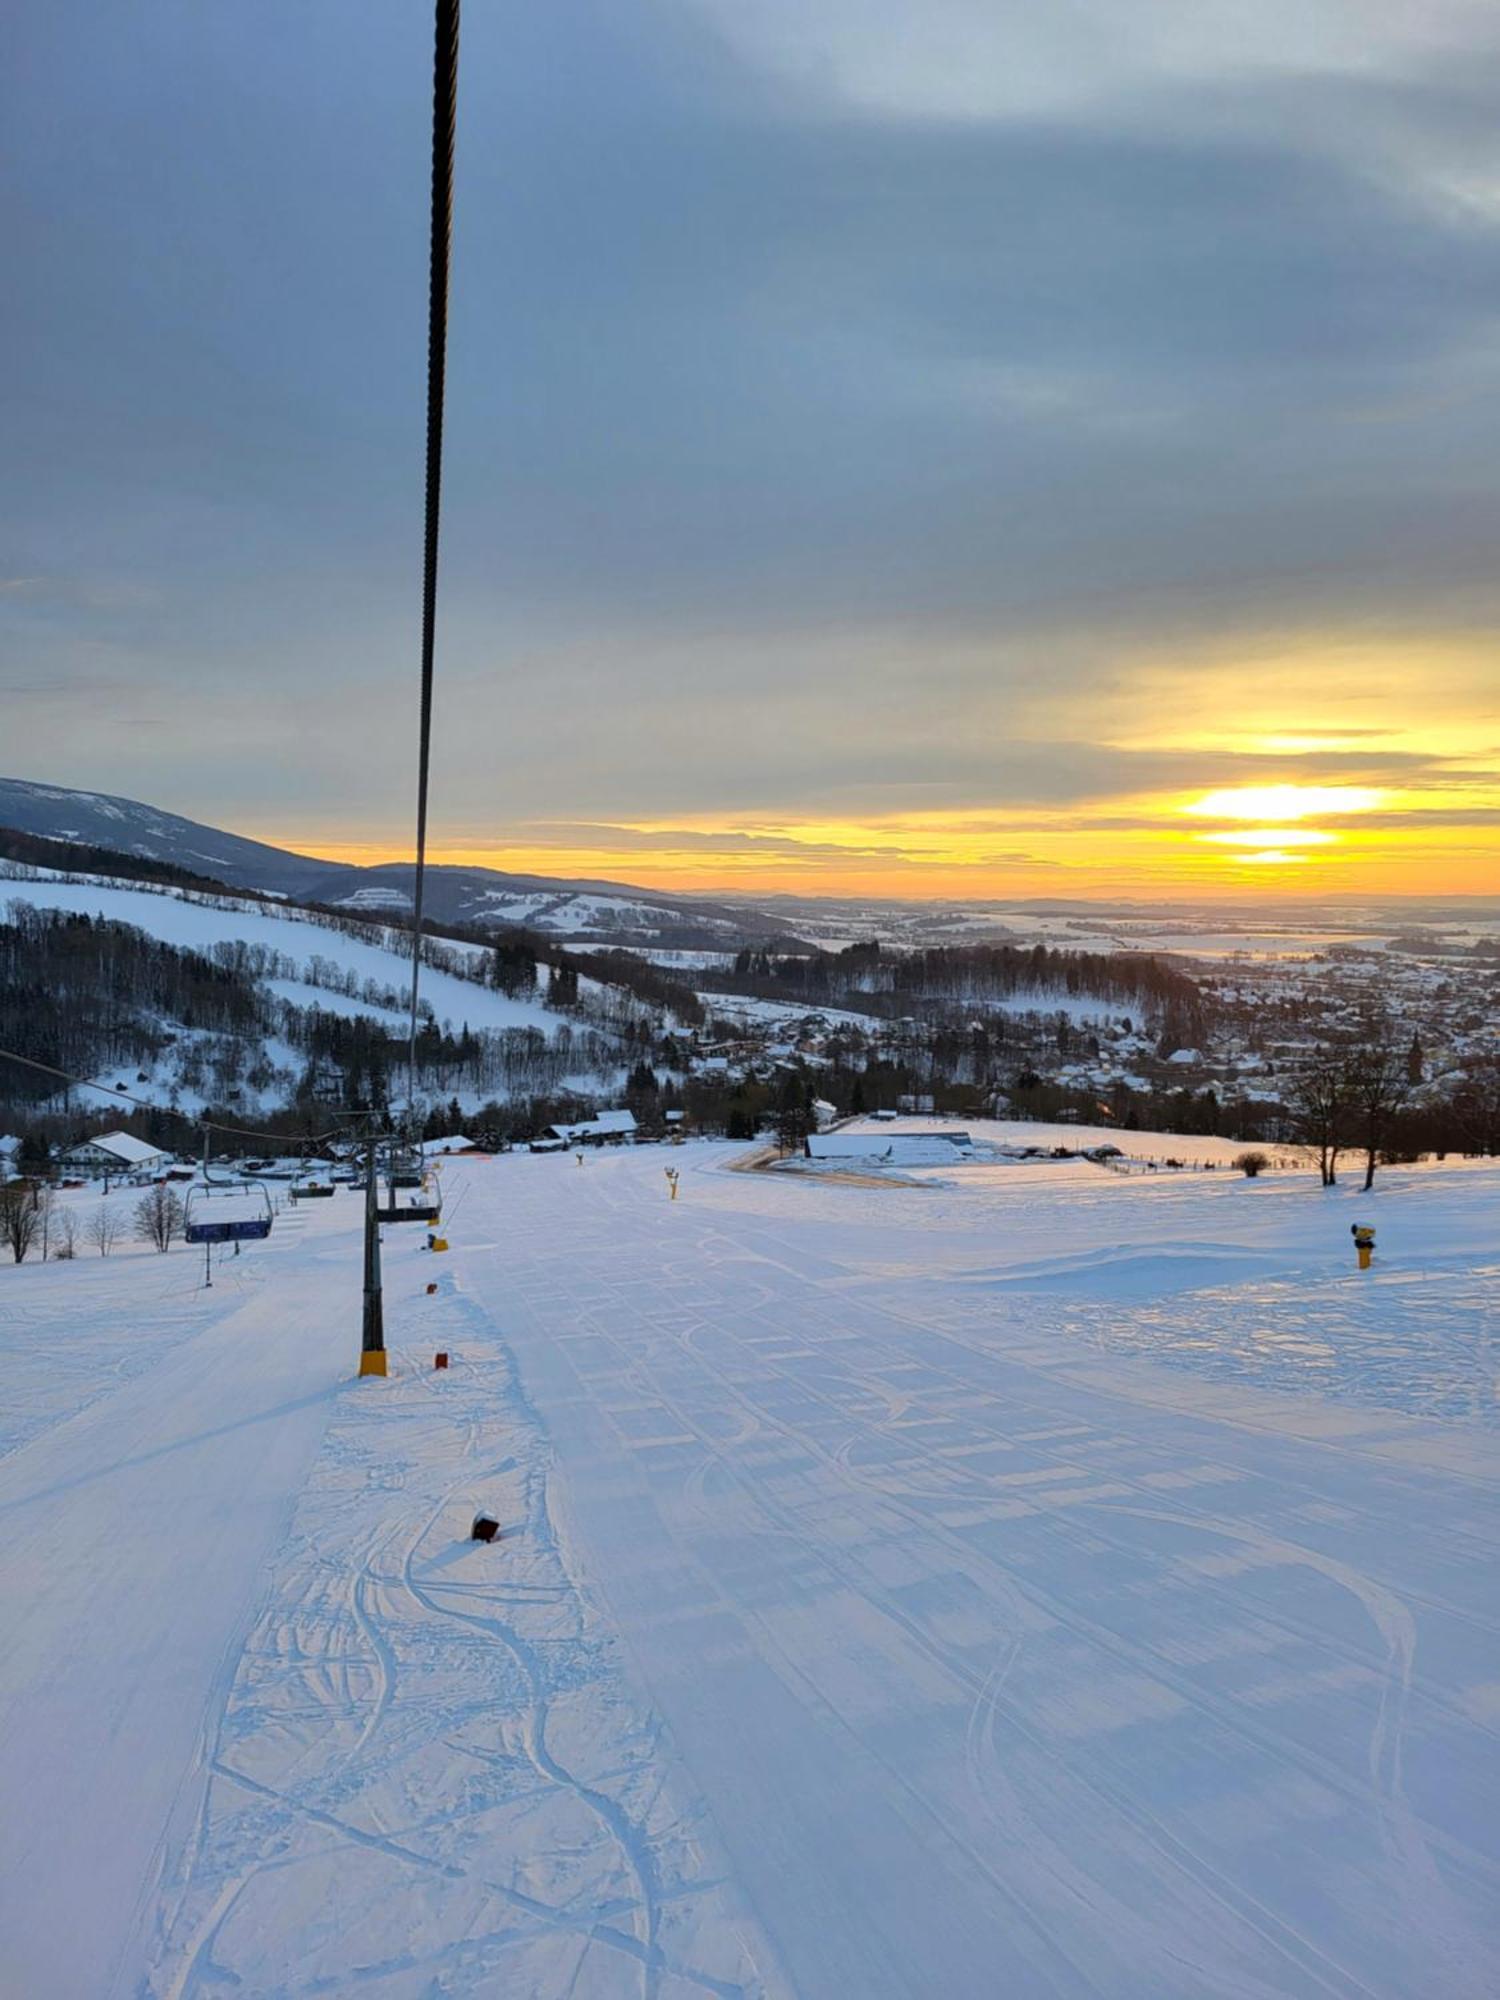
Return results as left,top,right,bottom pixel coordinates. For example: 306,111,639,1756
404,0,461,1117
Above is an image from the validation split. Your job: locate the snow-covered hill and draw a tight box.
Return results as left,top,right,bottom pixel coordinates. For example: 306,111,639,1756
4,873,554,1033
0,868,639,1116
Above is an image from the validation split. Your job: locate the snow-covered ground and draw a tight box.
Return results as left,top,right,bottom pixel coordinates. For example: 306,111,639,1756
2,1145,1497,1996
696,993,877,1030
830,1113,1305,1170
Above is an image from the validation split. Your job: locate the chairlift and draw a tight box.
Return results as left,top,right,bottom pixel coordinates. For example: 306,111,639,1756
186,1134,275,1287
375,1143,443,1224
387,1142,426,1190
184,1181,275,1245
290,1145,337,1199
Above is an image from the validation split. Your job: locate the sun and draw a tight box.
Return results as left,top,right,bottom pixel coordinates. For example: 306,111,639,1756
1183,785,1386,822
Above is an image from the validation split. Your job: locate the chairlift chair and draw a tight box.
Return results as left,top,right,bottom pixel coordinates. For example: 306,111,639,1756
290,1149,337,1199
376,1153,443,1225
184,1182,274,1244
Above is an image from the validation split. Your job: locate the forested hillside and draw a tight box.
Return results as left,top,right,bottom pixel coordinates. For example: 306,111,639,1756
720,938,1205,1035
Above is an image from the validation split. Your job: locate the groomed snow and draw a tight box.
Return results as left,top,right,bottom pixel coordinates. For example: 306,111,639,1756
2,1144,1497,1996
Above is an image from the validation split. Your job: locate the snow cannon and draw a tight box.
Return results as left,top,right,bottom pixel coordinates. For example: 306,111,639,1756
471,1513,500,1543
1351,1222,1376,1271
664,1167,680,1202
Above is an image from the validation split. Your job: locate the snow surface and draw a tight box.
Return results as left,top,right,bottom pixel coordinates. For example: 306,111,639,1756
697,993,876,1030
2,1146,1497,1996
478,890,715,935
840,1113,1297,1168
979,988,1121,1022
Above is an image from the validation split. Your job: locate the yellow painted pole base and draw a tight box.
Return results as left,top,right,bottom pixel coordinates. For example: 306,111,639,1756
1357,1246,1373,1271
358,1349,388,1377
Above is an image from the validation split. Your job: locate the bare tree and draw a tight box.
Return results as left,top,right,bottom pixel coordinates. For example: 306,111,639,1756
134,1184,184,1252
1345,1016,1414,1191
1,1181,48,1264
52,1209,78,1260
86,1200,120,1257
1286,1049,1348,1187
1450,1057,1500,1157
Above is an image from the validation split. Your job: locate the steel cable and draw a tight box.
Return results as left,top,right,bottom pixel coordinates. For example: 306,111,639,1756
405,0,461,1115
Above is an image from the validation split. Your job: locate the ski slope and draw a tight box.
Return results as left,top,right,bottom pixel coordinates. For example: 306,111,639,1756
2,1147,1497,1996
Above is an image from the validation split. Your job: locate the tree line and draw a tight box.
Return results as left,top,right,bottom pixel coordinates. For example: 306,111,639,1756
721,939,1204,1035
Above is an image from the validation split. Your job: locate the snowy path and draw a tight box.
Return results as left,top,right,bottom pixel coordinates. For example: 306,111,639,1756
139,1241,784,2000
452,1149,1500,2000
0,1206,347,1997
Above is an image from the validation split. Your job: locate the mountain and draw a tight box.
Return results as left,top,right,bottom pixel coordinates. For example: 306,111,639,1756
0,778,802,949
0,778,343,898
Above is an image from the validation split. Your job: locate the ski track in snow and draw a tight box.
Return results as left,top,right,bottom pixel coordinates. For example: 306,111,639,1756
139,1248,784,2000
465,1151,1500,2000
3,1145,1498,1997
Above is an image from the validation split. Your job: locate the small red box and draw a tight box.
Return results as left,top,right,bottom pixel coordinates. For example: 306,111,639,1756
434,1351,449,1369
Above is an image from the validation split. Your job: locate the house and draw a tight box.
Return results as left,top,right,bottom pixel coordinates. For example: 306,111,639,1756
545,1109,638,1148
811,1099,838,1132
421,1134,480,1158
60,1130,168,1175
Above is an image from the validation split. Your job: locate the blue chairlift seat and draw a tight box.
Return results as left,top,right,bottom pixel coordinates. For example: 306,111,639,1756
185,1183,274,1245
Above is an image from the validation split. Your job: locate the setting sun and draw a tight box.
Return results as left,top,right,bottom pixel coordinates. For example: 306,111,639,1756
1183,786,1386,822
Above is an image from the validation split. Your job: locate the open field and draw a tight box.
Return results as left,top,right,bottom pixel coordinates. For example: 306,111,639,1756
2,1143,1497,1997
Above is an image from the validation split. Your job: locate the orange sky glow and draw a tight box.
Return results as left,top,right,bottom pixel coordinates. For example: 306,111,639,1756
258,637,1500,900
271,782,1500,900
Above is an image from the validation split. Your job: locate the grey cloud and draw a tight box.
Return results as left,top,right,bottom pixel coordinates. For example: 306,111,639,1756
4,0,1500,832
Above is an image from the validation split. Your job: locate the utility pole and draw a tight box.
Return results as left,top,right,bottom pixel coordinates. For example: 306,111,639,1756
360,1128,386,1376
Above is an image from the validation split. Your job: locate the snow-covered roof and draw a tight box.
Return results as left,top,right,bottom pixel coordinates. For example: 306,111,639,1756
1166,1049,1203,1066
0,1134,21,1157
548,1109,638,1142
66,1130,165,1165
421,1134,479,1156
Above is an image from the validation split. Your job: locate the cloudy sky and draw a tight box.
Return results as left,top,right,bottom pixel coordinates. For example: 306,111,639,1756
5,0,1500,898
